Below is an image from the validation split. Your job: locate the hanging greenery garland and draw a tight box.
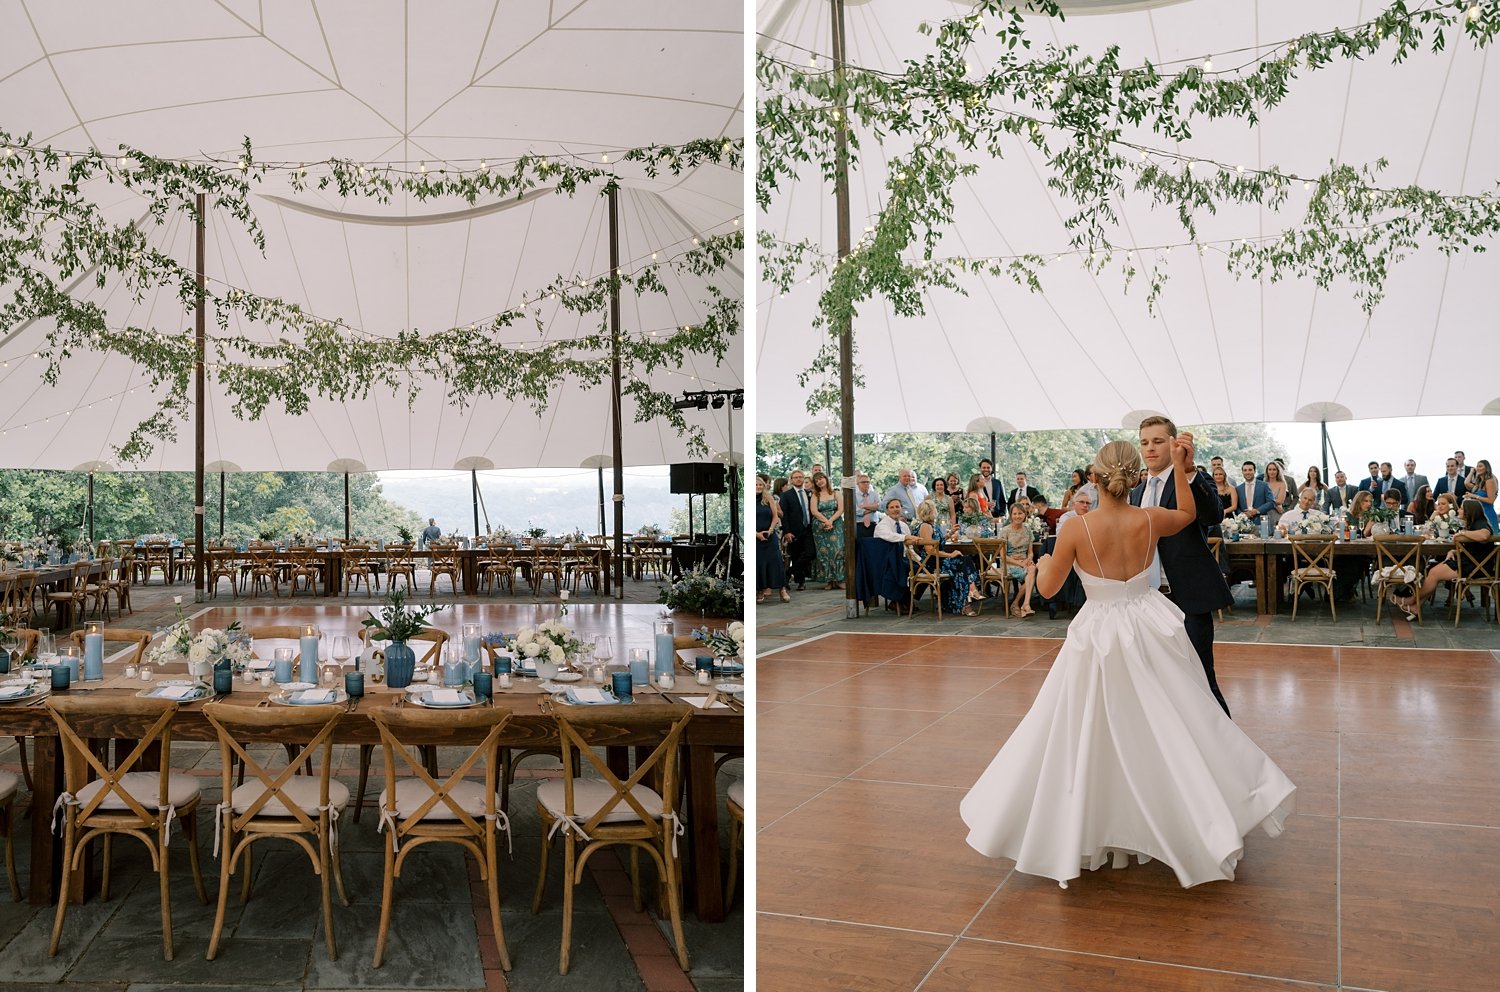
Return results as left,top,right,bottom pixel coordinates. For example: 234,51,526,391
0,131,743,462
757,0,1500,419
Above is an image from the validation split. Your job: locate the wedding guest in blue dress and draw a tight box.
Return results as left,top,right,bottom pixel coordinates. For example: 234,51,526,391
912,501,985,616
1464,460,1498,530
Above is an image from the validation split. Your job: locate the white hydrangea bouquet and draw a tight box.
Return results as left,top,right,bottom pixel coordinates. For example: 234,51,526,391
1285,509,1334,536
692,621,745,659
1025,515,1049,540
147,598,249,679
1423,509,1462,538
1220,514,1254,539
507,619,589,668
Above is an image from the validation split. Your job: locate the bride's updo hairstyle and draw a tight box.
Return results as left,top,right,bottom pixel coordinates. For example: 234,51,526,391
1095,440,1143,501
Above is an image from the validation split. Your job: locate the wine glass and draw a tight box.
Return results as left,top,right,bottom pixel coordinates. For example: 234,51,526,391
36,629,56,669
331,635,352,670
592,635,614,668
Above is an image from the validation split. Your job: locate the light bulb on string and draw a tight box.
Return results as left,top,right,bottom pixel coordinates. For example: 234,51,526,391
1203,57,1213,71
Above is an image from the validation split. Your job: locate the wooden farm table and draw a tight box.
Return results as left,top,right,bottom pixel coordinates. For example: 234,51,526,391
1,665,739,921
1221,536,1454,614
22,560,110,629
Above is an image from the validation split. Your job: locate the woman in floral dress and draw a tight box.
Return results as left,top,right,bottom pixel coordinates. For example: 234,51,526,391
809,471,844,589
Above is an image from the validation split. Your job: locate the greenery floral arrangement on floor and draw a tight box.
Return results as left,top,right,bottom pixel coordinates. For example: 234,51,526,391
361,587,443,642
658,566,744,618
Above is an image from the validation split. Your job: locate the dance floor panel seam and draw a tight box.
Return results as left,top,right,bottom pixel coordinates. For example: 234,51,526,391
758,632,1500,992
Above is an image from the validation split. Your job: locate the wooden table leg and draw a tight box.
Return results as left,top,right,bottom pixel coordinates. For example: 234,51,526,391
28,735,57,905
683,743,725,923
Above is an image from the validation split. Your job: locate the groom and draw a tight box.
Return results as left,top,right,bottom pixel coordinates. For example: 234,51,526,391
1131,416,1234,717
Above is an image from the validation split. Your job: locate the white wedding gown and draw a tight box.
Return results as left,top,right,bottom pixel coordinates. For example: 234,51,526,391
960,531,1296,888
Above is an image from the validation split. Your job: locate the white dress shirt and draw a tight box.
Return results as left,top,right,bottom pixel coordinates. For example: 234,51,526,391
873,514,910,543
1141,466,1172,591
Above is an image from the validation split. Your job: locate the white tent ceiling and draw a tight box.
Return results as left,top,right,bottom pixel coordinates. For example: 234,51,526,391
0,0,743,470
756,0,1500,435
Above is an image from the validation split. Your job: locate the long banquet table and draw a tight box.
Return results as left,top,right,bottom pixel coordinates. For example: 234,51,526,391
1221,536,1456,614
1,652,740,922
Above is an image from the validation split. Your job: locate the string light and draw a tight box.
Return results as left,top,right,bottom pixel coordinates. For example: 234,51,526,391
1203,57,1214,71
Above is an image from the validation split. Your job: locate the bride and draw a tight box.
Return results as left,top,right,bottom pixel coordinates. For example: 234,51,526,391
960,435,1295,888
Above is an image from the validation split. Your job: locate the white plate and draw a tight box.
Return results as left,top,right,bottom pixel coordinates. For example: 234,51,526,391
551,671,583,683
0,683,41,702
281,681,317,691
715,681,745,695
410,689,477,709
272,687,347,706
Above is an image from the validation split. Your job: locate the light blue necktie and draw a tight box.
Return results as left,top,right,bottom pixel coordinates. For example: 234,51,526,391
1146,477,1164,590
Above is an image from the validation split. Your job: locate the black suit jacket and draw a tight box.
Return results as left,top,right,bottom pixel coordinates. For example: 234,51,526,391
1009,485,1042,506
777,487,812,538
1374,479,1407,504
1130,468,1233,615
1434,475,1467,498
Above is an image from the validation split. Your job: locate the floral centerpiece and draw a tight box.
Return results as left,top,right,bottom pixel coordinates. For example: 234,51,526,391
147,599,248,680
487,526,515,544
957,511,988,537
636,523,663,541
507,618,589,668
1365,505,1399,534
658,565,743,618
691,621,745,660
1219,514,1254,539
1285,509,1334,536
1423,509,1462,538
1025,515,1049,541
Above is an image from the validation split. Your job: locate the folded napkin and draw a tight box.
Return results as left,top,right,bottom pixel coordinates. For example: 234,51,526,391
680,695,731,710
293,688,333,704
564,686,613,705
157,685,196,700
426,688,465,705
0,685,28,699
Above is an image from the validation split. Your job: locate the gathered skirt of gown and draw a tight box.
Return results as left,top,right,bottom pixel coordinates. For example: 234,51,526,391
960,567,1296,888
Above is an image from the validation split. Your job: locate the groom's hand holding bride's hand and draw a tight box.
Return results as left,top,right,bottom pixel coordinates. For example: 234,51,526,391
1173,432,1195,469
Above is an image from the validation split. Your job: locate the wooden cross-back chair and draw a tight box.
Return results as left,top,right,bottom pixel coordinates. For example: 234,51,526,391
1372,535,1425,624
427,543,461,596
206,549,240,599
904,539,950,618
970,538,1011,609
46,696,208,961
384,543,415,593
1288,534,1337,621
202,701,350,961
44,560,92,628
342,545,376,597
369,706,515,969
478,546,516,596
350,628,450,822
533,705,693,974
1,570,37,627
1451,534,1500,625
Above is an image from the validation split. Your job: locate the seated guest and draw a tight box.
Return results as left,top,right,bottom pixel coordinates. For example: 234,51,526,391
1031,493,1065,536
1212,464,1238,518
998,503,1039,617
911,500,986,616
1332,491,1376,602
1363,489,1405,537
1434,492,1458,519
874,497,916,613
1391,501,1493,617
1055,489,1092,534
1324,470,1357,512
1276,488,1319,535
1409,485,1435,525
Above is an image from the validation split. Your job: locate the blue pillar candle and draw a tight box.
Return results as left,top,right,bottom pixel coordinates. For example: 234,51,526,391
444,655,468,686
83,624,105,681
299,627,319,683
629,652,650,687
61,653,81,684
653,620,675,680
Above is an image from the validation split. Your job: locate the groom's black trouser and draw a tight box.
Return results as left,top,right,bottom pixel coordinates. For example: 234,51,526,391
1182,609,1230,718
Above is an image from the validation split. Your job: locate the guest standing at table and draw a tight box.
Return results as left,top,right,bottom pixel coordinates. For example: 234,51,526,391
1000,503,1039,617
1301,466,1328,501
1400,460,1428,503
755,475,789,604
883,469,926,520
1463,459,1498,531
1324,471,1357,513
912,501,985,616
1434,458,1467,500
1061,468,1087,509
852,473,881,540
1212,465,1239,519
1236,463,1275,525
809,471,845,590
929,477,957,535
418,518,441,550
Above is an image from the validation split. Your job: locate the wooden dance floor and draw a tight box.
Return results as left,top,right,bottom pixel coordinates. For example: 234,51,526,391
756,633,1500,992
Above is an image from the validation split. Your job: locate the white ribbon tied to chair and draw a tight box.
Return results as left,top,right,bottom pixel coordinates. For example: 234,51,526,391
545,815,593,847
486,810,514,856
662,811,687,859
319,802,341,850
55,790,175,847
212,801,230,859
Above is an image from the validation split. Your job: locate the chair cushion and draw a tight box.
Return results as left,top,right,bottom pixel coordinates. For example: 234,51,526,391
0,769,19,803
76,771,200,810
537,779,664,824
379,778,497,821
1375,565,1417,583
231,777,350,817
727,779,744,807
1291,567,1333,579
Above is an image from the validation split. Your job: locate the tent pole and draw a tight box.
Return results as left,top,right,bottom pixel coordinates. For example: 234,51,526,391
608,184,626,599
832,0,858,617
1320,420,1329,485
471,469,479,539
218,470,225,539
344,472,351,541
597,466,606,538
726,397,740,573
86,472,95,547
193,192,206,602
688,495,695,541
990,432,998,474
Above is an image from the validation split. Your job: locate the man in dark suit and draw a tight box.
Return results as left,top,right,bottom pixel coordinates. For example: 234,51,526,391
1357,461,1382,495
1132,417,1234,717
1008,471,1042,507
778,468,816,590
1323,470,1357,512
1454,450,1471,480
1376,462,1407,504
977,458,1007,519
1434,458,1467,499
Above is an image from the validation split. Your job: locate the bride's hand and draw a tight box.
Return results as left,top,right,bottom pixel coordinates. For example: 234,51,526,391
1172,435,1193,469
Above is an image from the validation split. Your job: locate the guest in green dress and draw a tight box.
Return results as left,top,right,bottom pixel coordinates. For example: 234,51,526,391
810,471,845,589
929,477,956,535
